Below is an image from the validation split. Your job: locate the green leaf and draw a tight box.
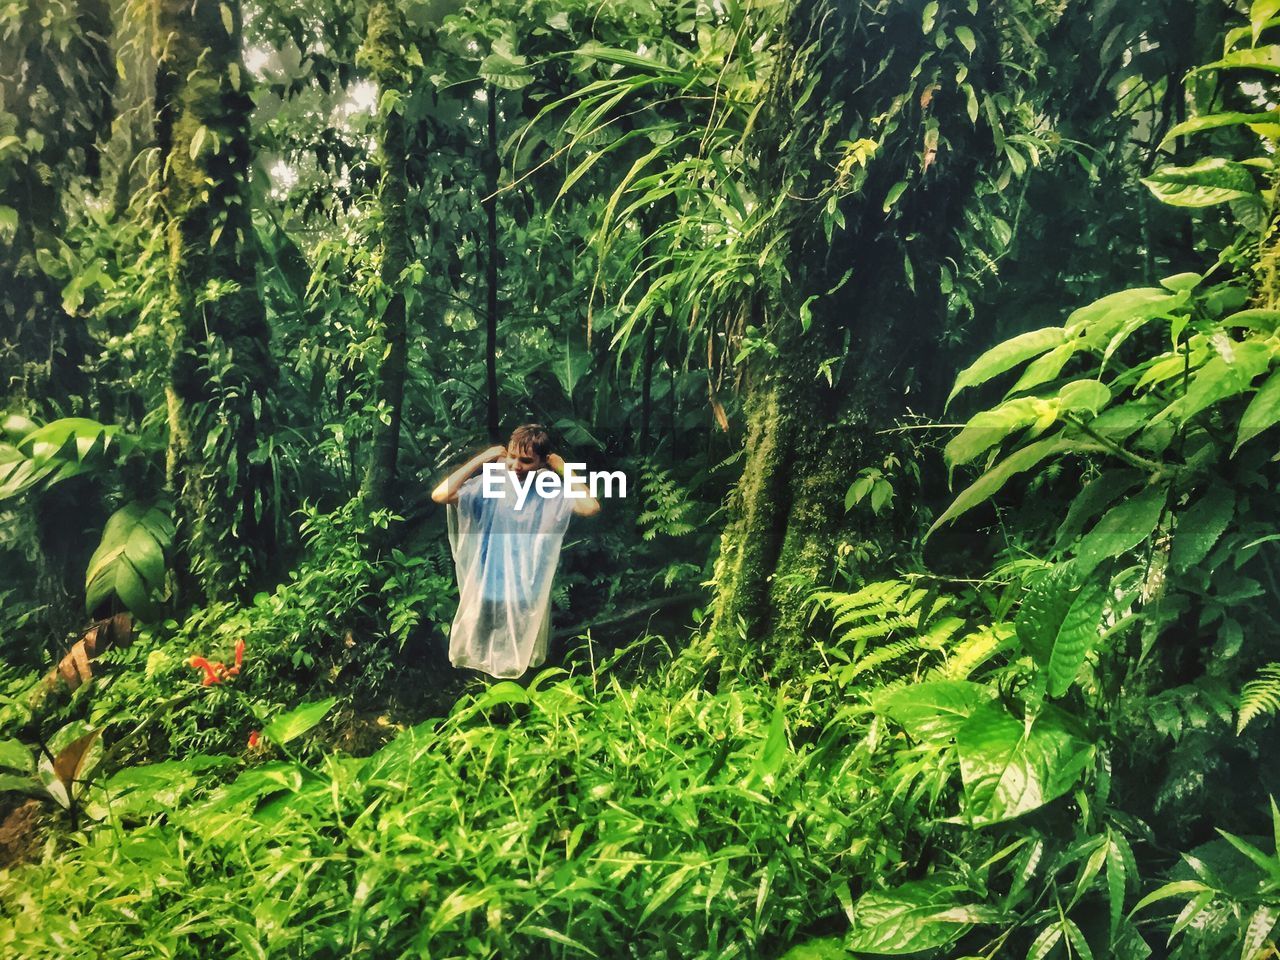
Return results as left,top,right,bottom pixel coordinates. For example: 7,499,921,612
0,739,32,773
1170,340,1272,423
929,437,1095,536
1067,287,1178,348
944,397,1042,468
845,878,989,955
522,926,600,957
479,51,533,90
776,938,851,960
1170,490,1234,572
746,693,788,790
875,680,996,742
1047,578,1107,697
1236,368,1280,451
572,42,678,74
1129,879,1212,917
1058,380,1111,415
1141,158,1258,207
1161,111,1280,146
1242,906,1279,960
1007,342,1076,395
1075,485,1166,578
84,502,173,619
0,774,39,795
1017,564,1079,665
1254,1,1280,43
921,1,939,33
883,180,907,214
1106,833,1130,941
1202,45,1280,74
262,698,337,746
956,702,1094,826
955,26,976,55
948,328,1066,406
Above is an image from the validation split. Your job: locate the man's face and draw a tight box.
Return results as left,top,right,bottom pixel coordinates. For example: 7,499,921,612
505,443,546,480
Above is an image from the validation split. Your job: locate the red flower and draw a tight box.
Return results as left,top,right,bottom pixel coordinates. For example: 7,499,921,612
247,730,260,749
188,641,247,686
188,656,220,686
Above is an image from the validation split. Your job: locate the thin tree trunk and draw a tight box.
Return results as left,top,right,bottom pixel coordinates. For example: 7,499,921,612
484,85,500,443
152,0,277,603
360,0,413,511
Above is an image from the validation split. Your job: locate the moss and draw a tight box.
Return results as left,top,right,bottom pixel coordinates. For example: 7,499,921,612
708,378,793,646
358,0,414,512
152,0,277,603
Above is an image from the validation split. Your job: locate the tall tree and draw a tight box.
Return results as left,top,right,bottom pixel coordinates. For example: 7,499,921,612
152,0,277,601
0,0,117,631
483,84,500,443
358,0,413,511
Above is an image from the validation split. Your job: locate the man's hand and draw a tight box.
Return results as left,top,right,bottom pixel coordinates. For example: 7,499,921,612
547,452,601,517
432,443,507,505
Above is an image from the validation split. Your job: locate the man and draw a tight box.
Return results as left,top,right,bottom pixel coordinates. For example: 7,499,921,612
431,424,600,679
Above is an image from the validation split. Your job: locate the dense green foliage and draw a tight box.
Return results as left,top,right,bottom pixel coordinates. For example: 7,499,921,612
4,0,1280,957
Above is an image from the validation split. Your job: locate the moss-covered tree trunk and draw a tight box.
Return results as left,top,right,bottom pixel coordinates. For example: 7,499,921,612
152,0,277,603
359,0,413,512
707,0,982,652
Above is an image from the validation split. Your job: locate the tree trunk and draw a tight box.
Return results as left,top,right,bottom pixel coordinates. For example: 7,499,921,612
484,86,501,443
359,0,413,512
152,0,277,603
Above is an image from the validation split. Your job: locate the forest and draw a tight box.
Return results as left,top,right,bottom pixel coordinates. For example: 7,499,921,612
3,0,1280,956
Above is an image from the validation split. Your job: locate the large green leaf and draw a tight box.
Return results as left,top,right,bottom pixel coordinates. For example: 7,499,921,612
1057,379,1111,415
1075,485,1167,578
479,50,533,90
776,938,852,960
1161,111,1280,146
1202,45,1280,74
1065,287,1178,348
0,738,32,773
1047,578,1107,697
83,755,235,821
1,417,125,500
944,397,1042,468
1236,367,1280,451
929,437,1097,536
845,878,997,955
947,327,1066,407
1253,1,1280,43
1168,340,1272,423
187,762,310,819
84,501,174,619
1141,159,1258,207
956,702,1094,826
1016,563,1078,666
875,680,996,742
263,697,337,746
1007,342,1076,395
1170,489,1235,573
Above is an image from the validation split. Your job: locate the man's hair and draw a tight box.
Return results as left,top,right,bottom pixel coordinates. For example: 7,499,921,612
508,423,553,459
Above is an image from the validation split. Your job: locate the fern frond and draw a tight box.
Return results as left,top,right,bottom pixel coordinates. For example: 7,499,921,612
1237,663,1280,734
933,624,1013,681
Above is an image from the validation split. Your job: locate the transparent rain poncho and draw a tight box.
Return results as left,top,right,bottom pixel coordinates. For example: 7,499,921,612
445,471,577,678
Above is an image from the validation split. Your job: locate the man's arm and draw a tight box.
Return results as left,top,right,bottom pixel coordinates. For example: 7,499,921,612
431,444,505,505
547,453,601,517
